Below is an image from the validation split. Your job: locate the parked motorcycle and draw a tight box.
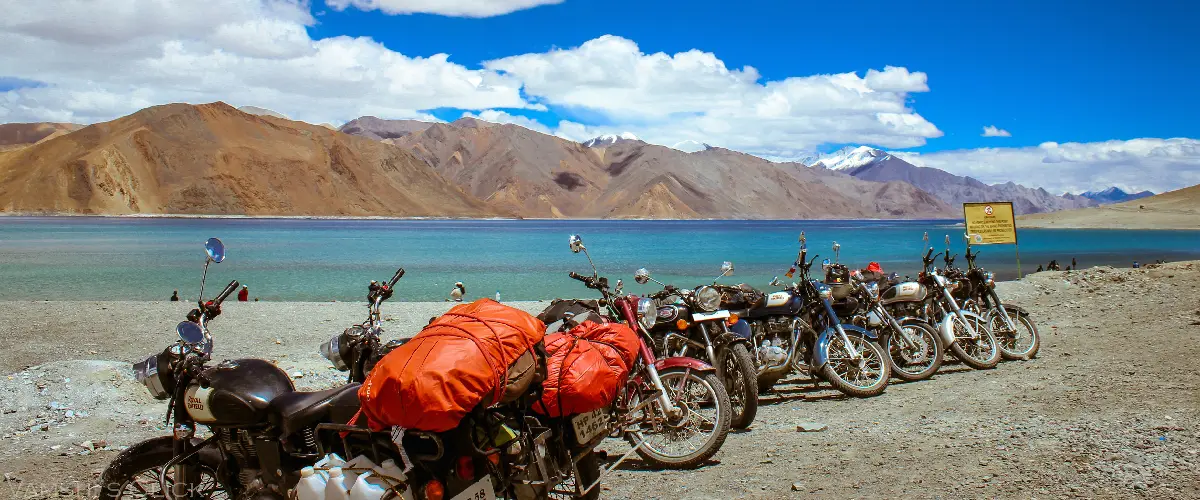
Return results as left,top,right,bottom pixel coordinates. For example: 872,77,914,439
634,262,759,429
106,241,597,500
956,245,1041,360
840,262,944,382
729,233,890,397
320,268,409,383
547,234,731,470
882,234,1000,370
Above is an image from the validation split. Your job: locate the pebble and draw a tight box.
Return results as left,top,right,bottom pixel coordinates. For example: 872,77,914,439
791,482,805,491
796,422,828,432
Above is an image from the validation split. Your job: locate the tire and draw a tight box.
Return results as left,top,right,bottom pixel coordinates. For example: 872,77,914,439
945,312,1000,370
821,333,890,397
629,369,731,469
99,436,228,500
990,309,1040,361
885,321,944,382
548,451,601,500
716,343,759,429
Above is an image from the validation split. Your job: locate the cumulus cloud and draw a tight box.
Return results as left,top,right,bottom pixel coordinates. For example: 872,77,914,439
982,125,1012,137
325,0,563,17
485,35,942,159
0,0,528,125
893,138,1200,194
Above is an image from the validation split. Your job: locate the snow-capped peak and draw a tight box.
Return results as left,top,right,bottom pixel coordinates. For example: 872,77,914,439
671,140,713,153
809,146,889,171
582,132,639,148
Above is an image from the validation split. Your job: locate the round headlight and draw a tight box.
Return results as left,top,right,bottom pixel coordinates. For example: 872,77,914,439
133,353,173,400
866,282,880,298
637,298,656,330
816,282,833,300
984,271,995,286
319,333,349,371
695,286,721,312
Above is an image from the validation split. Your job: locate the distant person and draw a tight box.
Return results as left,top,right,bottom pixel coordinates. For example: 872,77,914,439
1035,265,1043,272
450,282,465,302
170,290,179,302
1071,257,1077,269
238,285,249,302
1133,261,1141,269
1048,260,1060,271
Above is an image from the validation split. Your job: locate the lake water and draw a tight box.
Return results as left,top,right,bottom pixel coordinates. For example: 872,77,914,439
1,217,1197,302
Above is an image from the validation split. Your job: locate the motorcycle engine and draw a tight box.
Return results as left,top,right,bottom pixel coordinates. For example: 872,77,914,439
751,319,794,367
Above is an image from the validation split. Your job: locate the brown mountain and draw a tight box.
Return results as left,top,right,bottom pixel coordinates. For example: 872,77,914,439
0,122,83,152
393,123,954,219
1020,183,1200,230
0,102,495,216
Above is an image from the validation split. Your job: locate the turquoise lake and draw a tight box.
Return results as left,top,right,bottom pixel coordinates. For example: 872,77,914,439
1,217,1197,302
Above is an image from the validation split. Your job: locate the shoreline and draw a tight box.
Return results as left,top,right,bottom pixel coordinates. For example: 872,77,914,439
0,212,958,222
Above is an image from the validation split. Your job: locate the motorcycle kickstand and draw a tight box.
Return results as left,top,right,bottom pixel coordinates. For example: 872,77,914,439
583,441,648,496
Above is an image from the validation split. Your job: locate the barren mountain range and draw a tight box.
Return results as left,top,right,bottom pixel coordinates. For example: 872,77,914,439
0,102,1177,220
1020,183,1200,230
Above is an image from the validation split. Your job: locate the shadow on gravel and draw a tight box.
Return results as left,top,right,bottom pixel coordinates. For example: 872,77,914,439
605,456,722,471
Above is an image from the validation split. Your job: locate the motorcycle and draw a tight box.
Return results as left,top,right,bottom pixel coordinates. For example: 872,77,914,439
546,234,731,470
882,233,1000,370
320,268,410,383
105,242,597,500
729,233,890,397
956,245,1041,360
633,262,759,429
840,262,945,382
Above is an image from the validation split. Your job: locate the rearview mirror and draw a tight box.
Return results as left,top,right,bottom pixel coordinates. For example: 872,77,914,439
721,261,734,275
205,238,225,263
615,279,624,295
944,234,951,246
822,258,831,270
569,234,585,253
177,321,205,344
634,268,651,284
769,276,780,287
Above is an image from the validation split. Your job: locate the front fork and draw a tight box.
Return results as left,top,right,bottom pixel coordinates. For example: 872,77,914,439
822,299,861,359
878,304,918,351
990,289,1017,331
941,287,979,339
636,334,682,417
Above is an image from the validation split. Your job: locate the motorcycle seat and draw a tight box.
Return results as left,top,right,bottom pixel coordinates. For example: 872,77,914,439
267,383,361,438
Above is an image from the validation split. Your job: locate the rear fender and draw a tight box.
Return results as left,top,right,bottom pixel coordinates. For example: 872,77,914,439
654,356,716,373
813,325,876,367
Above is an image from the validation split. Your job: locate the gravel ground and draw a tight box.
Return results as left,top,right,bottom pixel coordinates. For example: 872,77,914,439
1,263,1199,499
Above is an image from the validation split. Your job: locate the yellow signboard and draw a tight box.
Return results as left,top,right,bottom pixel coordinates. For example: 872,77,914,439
963,202,1017,245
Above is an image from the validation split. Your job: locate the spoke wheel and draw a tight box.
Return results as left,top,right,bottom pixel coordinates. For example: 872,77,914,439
822,334,890,397
628,369,731,469
946,312,1000,369
990,309,1040,360
717,343,758,429
886,321,943,381
99,438,229,500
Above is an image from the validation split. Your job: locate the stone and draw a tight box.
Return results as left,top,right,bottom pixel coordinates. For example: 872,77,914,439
796,422,828,432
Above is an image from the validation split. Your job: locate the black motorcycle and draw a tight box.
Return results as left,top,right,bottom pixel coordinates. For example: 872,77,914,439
634,262,759,429
839,265,944,382
320,268,409,383
955,245,1041,361
731,233,890,397
104,241,599,500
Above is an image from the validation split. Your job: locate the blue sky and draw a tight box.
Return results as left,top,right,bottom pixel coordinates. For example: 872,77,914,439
1,0,1198,193
307,0,1200,153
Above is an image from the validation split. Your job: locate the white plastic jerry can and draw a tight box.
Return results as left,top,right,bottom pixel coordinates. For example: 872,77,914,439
324,467,351,500
349,471,388,500
295,467,327,500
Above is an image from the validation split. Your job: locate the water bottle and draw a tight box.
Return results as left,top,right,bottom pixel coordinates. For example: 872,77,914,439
375,459,407,482
349,471,388,500
296,467,327,500
343,455,379,486
324,467,350,500
495,290,501,302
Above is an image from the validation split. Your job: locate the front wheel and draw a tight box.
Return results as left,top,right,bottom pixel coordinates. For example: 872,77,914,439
885,321,944,382
989,309,1040,360
946,312,1000,370
717,343,758,429
628,369,731,469
99,437,229,499
548,451,601,500
821,333,890,397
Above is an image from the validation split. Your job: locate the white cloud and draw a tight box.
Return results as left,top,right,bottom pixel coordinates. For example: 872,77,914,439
325,0,563,17
0,0,529,125
893,138,1200,194
485,35,942,159
982,125,1012,137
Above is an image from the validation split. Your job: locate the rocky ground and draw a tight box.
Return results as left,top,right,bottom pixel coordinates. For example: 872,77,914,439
1,263,1198,499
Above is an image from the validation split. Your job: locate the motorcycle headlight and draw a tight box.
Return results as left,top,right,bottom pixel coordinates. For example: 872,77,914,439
637,298,656,330
320,328,357,371
694,286,721,312
865,282,880,298
984,271,995,287
133,352,173,400
815,282,833,300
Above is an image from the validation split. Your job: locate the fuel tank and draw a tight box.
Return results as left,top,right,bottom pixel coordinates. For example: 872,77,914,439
881,282,927,305
742,290,804,318
184,359,294,426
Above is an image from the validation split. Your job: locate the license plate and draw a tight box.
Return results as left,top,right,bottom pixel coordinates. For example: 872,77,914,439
572,407,608,444
450,476,496,500
691,310,731,322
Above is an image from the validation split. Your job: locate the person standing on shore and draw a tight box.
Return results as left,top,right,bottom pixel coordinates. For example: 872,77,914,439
1072,257,1077,269
238,285,249,302
170,290,179,302
450,282,465,302
1133,261,1141,269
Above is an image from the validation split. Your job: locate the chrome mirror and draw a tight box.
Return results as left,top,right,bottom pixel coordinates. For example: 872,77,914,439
204,238,225,263
176,321,205,344
799,231,807,251
614,279,624,295
569,235,585,253
769,276,780,287
832,242,840,263
634,268,651,284
721,261,734,275
822,258,831,270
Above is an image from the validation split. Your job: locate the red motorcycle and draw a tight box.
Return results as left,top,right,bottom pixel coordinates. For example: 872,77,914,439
541,234,731,471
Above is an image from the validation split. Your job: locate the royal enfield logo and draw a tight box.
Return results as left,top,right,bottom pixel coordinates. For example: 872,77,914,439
186,395,205,412
984,205,994,216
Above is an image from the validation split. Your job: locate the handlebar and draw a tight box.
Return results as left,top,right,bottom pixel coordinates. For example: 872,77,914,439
388,268,405,288
214,280,240,305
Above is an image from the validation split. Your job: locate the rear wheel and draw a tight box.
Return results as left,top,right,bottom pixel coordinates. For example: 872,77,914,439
628,369,731,469
548,451,601,500
99,437,229,500
822,333,890,397
717,343,758,429
885,321,943,381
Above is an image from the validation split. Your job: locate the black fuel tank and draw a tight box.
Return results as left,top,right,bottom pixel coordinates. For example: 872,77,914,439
742,291,804,318
184,358,294,426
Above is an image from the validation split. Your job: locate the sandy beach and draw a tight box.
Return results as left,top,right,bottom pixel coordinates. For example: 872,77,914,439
2,264,1199,498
